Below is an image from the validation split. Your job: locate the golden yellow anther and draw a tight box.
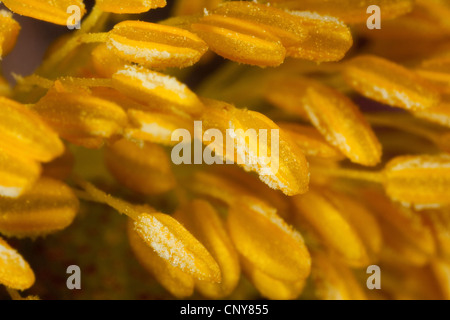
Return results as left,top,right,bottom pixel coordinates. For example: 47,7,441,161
126,109,193,146
32,84,127,148
279,123,344,160
0,97,64,163
382,154,450,208
305,80,382,166
107,20,208,69
271,77,382,166
0,10,20,57
185,170,254,207
424,209,450,261
213,2,307,48
127,219,194,298
175,200,240,298
91,44,128,78
362,189,435,263
105,139,176,195
0,147,41,198
134,213,221,282
292,188,372,267
241,256,306,300
213,2,353,62
311,252,367,300
0,236,35,290
343,55,441,111
0,178,79,238
191,14,286,67
201,99,310,196
112,65,204,116
96,0,166,14
414,98,450,128
431,259,450,300
261,0,415,24
284,11,353,62
324,188,383,261
227,196,311,283
2,0,86,26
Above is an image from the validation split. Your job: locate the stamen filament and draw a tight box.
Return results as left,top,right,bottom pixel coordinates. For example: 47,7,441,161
313,167,384,184
72,175,141,220
6,288,22,301
76,5,107,35
17,75,113,90
365,113,443,145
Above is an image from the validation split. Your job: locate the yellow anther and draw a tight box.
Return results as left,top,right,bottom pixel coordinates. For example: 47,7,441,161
213,1,308,48
311,252,367,300
363,188,435,262
127,219,194,298
213,2,353,62
112,65,204,116
279,123,345,160
293,188,372,267
227,196,311,283
126,109,194,146
0,236,35,290
175,200,240,298
0,97,64,163
343,55,441,111
414,97,450,128
0,178,79,238
260,0,415,24
431,259,450,300
201,99,310,196
96,0,166,14
105,139,176,195
2,0,86,26
107,20,208,69
382,154,450,208
424,209,450,261
285,11,353,62
241,256,306,300
0,10,20,57
32,84,127,148
191,14,286,67
272,77,382,166
0,147,41,198
134,213,221,282
91,44,128,78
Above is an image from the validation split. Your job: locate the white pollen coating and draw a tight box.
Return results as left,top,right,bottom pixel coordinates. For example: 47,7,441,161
0,243,26,269
416,111,450,127
0,185,22,198
413,203,443,211
390,155,450,171
135,215,198,275
116,65,189,100
333,132,352,154
248,202,305,244
0,10,13,18
109,39,172,61
304,103,353,157
289,10,344,26
140,122,173,140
